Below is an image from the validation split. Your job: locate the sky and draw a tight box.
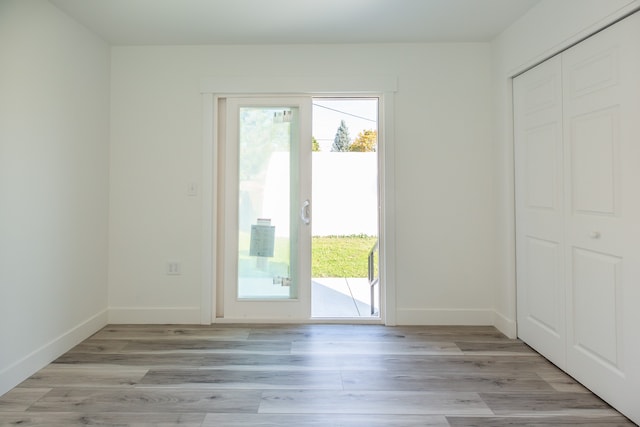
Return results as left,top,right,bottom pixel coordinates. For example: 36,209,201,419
312,98,378,152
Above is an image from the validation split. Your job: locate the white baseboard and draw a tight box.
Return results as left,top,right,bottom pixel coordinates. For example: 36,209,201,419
108,306,201,324
396,308,518,338
0,309,108,397
493,311,517,339
395,308,496,326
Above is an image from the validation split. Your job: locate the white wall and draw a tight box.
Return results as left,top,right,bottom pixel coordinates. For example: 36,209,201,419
0,0,110,395
108,43,495,325
490,0,640,337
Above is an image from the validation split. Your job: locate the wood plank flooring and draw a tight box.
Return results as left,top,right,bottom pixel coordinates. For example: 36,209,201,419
0,324,635,426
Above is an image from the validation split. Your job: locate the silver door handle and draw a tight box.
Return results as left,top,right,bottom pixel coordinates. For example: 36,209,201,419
300,200,310,225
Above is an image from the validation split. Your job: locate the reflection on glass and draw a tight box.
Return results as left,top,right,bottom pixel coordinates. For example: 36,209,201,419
237,107,299,299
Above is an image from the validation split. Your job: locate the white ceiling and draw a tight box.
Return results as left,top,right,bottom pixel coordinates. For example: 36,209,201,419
48,0,540,45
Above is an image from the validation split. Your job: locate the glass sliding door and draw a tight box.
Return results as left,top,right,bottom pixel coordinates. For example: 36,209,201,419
223,97,312,320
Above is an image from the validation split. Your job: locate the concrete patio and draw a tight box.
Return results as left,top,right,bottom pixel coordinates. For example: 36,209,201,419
312,278,378,318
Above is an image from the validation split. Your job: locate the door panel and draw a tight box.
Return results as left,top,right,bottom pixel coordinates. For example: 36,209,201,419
563,12,640,419
567,48,618,98
524,237,562,335
222,97,312,320
570,108,619,216
571,248,622,372
525,123,559,210
514,55,566,369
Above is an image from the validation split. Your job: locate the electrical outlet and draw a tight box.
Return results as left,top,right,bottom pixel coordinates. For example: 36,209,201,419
166,261,181,275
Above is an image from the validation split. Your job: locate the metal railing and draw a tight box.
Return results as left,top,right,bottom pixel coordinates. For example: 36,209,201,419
367,239,379,315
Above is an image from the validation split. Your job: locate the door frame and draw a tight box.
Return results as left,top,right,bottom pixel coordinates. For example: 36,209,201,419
200,75,398,324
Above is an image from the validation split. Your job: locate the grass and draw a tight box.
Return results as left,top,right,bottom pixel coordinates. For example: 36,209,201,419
239,232,378,279
312,234,377,278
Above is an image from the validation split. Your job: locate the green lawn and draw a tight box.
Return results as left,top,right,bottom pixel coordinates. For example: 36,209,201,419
312,235,377,278
239,232,378,279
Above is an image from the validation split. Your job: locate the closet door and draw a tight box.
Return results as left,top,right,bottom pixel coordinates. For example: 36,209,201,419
562,12,640,420
513,55,566,369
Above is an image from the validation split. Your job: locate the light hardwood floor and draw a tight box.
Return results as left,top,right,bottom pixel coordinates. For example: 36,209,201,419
0,324,635,426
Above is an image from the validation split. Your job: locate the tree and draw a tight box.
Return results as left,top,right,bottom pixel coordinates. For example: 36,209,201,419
331,120,351,152
312,136,320,152
349,129,377,152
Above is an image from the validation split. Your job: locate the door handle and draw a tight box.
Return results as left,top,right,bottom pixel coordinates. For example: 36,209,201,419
300,199,310,225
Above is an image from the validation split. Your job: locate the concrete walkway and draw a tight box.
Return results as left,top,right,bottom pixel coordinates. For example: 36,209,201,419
311,278,377,318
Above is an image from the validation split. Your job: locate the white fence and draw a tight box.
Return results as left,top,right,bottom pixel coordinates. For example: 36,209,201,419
311,152,378,236
259,152,378,237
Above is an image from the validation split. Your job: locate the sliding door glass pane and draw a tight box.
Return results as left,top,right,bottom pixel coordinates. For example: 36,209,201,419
237,106,299,299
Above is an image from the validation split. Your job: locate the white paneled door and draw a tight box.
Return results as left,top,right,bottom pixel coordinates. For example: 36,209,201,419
562,13,640,420
514,55,566,369
515,12,640,424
